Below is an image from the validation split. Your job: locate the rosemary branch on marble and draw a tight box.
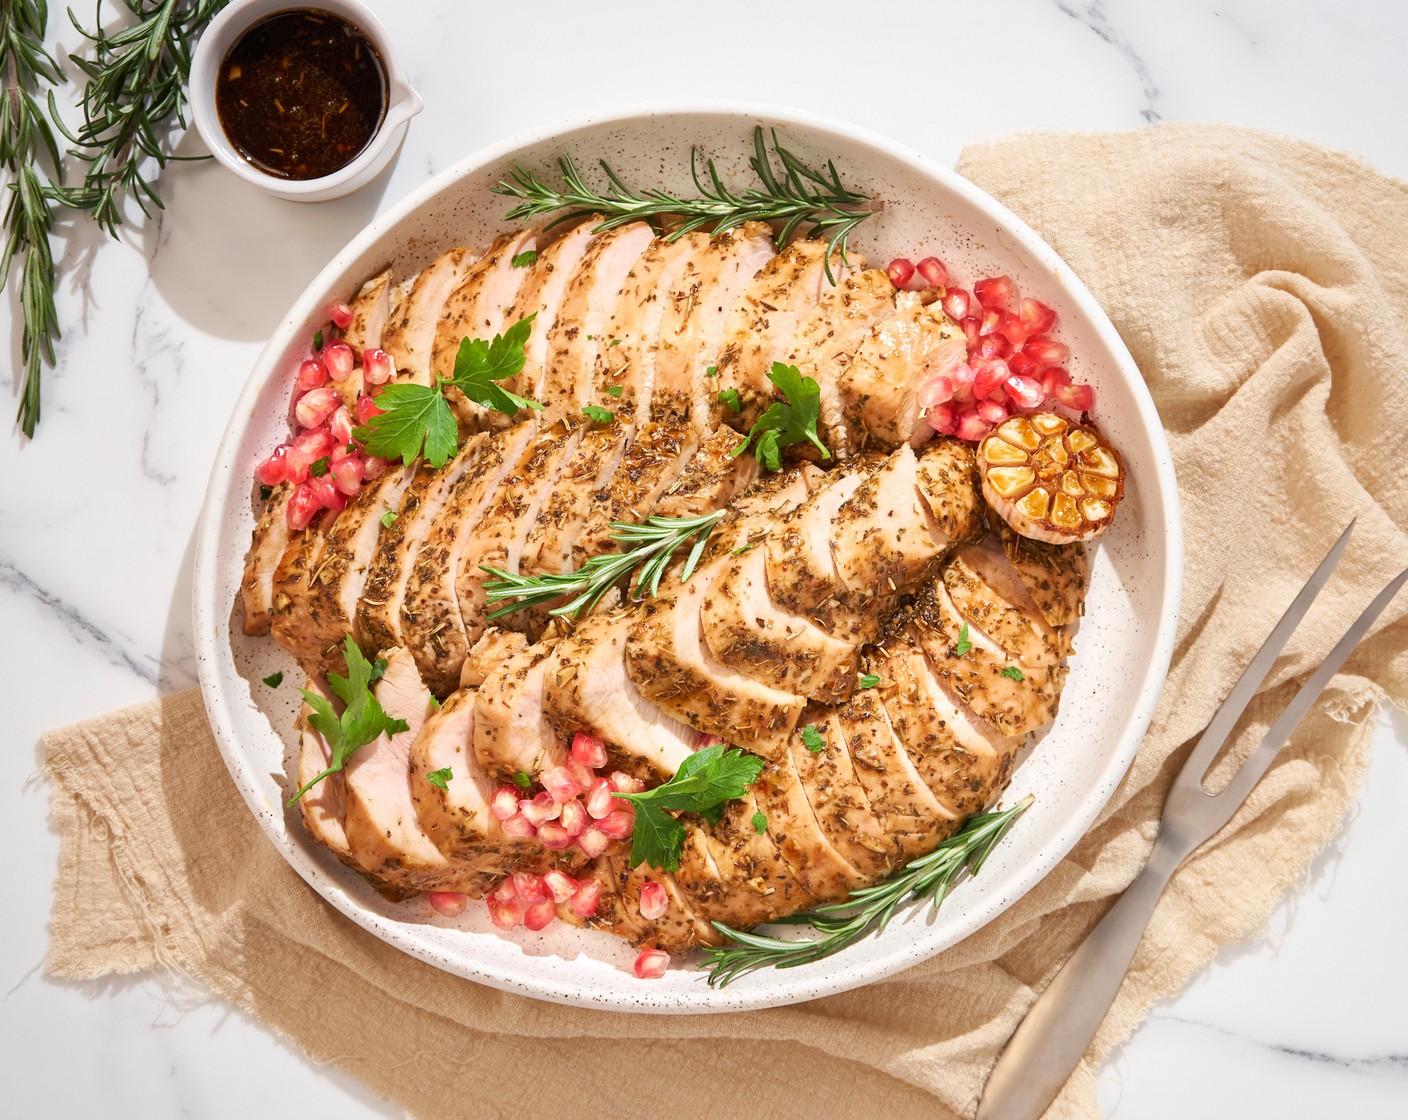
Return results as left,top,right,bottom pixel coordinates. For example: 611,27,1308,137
479,509,726,621
494,126,879,283
0,0,65,437
701,796,1034,987
50,0,229,234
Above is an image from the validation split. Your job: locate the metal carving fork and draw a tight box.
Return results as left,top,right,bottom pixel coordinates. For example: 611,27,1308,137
978,521,1408,1120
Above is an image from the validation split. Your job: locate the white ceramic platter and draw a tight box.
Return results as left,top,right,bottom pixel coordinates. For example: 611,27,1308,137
193,102,1182,1013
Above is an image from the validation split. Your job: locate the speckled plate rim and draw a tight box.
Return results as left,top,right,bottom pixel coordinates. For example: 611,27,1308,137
193,100,1183,1013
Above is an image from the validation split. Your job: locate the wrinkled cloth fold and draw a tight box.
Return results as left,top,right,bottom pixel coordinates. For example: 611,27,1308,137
46,124,1408,1119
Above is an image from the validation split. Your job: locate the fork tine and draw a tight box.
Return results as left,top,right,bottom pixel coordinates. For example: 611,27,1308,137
1176,519,1357,789
1215,563,1408,811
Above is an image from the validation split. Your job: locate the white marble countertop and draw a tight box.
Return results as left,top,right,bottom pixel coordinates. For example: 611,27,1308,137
5,0,1406,1115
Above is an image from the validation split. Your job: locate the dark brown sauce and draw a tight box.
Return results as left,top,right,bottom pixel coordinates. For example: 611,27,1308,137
215,9,387,181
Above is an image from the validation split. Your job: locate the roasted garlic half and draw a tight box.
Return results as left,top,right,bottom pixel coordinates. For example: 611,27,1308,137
977,413,1124,544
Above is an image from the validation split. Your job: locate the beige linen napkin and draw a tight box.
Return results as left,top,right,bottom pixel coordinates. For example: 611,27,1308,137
46,124,1408,1119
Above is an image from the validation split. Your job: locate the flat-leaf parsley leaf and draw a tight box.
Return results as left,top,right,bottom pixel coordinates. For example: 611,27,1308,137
511,249,537,268
858,673,880,689
1000,665,1025,682
800,724,826,753
427,767,452,789
262,671,283,688
731,362,830,471
954,622,973,657
582,404,615,424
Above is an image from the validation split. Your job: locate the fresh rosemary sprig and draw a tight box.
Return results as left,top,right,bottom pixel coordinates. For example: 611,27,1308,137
50,0,229,235
702,795,1034,987
0,0,65,437
479,509,726,621
494,126,879,283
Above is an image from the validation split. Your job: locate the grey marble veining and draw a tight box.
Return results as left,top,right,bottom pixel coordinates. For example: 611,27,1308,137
4,0,1407,1116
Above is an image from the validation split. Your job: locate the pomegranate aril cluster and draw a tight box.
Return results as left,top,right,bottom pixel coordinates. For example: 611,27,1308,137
886,258,1096,443
253,305,392,530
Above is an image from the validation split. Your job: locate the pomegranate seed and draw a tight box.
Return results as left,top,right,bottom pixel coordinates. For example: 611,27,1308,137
296,359,329,391
492,878,520,903
998,312,1032,348
500,813,537,839
328,301,354,328
977,397,1010,424
542,766,583,803
639,882,668,920
428,891,468,918
978,309,1002,338
1005,374,1046,411
695,732,723,750
576,828,611,858
491,786,520,821
971,358,1011,400
559,798,589,838
570,878,602,918
633,949,670,979
974,275,1015,312
954,408,992,442
362,347,394,387
886,257,915,288
570,732,608,769
362,456,390,480
949,362,976,400
329,405,354,446
942,288,973,321
520,792,561,826
608,771,644,794
584,778,614,820
918,375,954,411
354,393,384,424
1039,366,1072,396
256,445,289,486
1024,336,1068,366
975,335,1010,361
1007,350,1037,377
927,401,958,435
1056,382,1095,411
538,821,573,849
331,456,364,496
512,872,548,903
568,759,595,792
296,387,340,430
292,425,335,460
916,257,948,287
1018,297,1057,336
960,316,982,346
286,484,320,530
323,341,355,381
308,476,346,511
595,809,636,840
543,870,577,903
487,894,524,931
523,898,557,931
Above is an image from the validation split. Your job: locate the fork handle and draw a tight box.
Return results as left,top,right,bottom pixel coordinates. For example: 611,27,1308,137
976,836,1186,1120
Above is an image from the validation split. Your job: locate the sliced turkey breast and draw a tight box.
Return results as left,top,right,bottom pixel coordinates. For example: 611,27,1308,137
540,608,697,780
381,247,477,384
541,222,656,417
518,423,632,578
652,222,775,426
943,540,1069,667
915,437,985,543
651,425,759,521
576,849,720,949
472,638,566,781
985,511,1089,627
342,268,393,355
293,676,351,862
241,483,292,636
301,463,420,674
764,467,867,630
400,424,536,696
269,508,338,672
357,434,489,654
838,292,967,448
460,627,529,689
715,240,847,423
601,232,711,420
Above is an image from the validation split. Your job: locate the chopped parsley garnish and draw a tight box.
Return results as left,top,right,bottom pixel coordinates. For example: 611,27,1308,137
309,457,330,477
286,637,409,806
612,744,764,870
354,316,541,467
1001,665,1025,682
800,724,826,753
717,387,742,413
954,623,973,657
512,771,533,791
752,811,767,834
858,673,881,689
704,365,718,378
380,510,398,529
608,338,622,347
510,249,537,268
313,329,324,350
730,362,830,471
582,404,615,424
730,542,755,556
262,671,283,688
427,767,452,789
604,384,624,398
259,484,273,501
